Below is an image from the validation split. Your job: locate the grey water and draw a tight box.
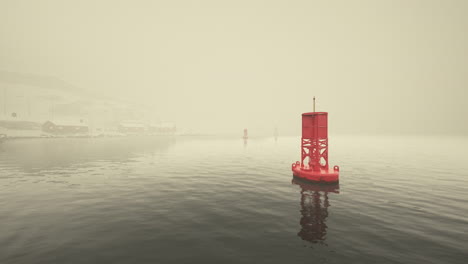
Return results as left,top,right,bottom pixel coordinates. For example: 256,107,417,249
0,136,467,264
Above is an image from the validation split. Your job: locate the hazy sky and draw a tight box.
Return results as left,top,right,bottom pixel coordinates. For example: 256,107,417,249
1,0,467,135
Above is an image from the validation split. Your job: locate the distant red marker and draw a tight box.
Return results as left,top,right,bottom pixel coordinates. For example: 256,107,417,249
292,97,339,183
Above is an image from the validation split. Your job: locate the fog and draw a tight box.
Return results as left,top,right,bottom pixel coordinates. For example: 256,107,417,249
1,0,467,136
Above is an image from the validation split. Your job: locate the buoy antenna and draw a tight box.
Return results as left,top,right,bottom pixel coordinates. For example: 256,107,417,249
313,96,316,112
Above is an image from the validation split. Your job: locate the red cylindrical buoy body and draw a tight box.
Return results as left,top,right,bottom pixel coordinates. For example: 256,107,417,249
292,112,339,183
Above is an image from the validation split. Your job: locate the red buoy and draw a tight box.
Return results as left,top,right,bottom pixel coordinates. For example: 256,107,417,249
292,97,339,183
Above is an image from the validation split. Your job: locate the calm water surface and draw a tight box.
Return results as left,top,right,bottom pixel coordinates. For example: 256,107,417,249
0,136,467,264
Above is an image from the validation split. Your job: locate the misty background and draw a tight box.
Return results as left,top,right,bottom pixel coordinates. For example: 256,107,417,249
1,0,467,136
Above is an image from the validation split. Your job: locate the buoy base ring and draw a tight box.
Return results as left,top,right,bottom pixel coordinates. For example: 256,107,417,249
292,162,339,184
